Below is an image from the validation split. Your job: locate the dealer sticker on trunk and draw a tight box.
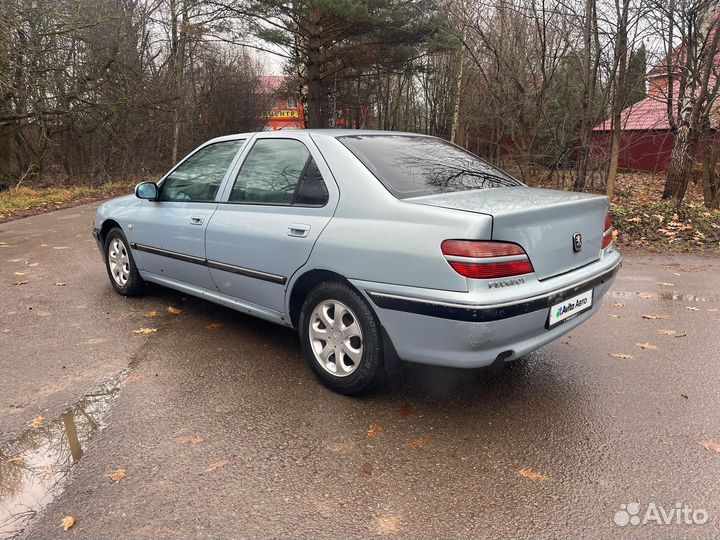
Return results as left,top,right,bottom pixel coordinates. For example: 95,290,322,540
548,289,593,328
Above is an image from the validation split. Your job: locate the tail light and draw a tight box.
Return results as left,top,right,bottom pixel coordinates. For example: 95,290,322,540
441,240,534,279
602,215,613,249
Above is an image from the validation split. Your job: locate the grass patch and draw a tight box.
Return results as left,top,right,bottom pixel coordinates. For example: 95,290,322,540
0,183,134,222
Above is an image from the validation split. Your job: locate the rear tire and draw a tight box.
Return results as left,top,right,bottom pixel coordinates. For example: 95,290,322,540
299,282,385,395
104,227,145,296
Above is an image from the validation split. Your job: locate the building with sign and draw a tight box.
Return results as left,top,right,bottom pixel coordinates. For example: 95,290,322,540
259,76,305,131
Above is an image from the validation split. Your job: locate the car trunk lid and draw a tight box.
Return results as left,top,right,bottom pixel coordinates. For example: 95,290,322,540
408,187,608,280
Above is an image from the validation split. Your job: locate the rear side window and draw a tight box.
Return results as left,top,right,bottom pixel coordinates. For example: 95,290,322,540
295,159,329,205
160,140,243,202
338,135,521,199
230,138,328,206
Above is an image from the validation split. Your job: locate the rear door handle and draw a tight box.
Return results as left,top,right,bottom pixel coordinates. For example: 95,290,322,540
287,224,310,238
190,216,204,225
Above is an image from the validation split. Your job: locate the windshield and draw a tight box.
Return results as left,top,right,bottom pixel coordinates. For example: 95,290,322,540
338,134,522,199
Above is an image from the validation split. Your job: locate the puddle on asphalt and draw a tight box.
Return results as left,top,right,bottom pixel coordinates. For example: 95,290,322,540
0,377,122,539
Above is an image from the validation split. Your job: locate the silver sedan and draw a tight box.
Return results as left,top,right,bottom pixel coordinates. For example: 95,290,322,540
93,130,621,394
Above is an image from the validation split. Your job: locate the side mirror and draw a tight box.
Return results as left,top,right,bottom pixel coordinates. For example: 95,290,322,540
135,182,158,200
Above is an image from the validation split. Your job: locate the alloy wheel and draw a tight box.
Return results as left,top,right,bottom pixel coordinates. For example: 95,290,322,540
308,300,364,377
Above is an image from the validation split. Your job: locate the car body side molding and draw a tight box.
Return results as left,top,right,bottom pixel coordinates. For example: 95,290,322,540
130,243,286,285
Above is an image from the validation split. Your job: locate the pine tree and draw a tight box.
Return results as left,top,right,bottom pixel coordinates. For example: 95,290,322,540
226,0,442,128
626,43,647,106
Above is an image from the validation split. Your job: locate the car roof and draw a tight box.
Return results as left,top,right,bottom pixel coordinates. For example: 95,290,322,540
205,129,431,145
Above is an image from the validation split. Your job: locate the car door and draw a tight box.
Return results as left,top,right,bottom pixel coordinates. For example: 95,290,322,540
205,133,339,314
129,138,245,290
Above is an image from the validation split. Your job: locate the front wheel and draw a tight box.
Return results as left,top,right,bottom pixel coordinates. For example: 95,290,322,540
299,282,385,395
104,228,145,296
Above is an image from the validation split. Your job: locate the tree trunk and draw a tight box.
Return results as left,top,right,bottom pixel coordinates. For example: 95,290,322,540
305,11,327,129
663,124,693,201
170,0,186,164
450,13,467,144
574,0,596,192
606,0,630,199
702,135,720,209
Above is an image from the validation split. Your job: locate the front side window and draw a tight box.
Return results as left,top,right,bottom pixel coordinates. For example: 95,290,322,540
338,135,522,199
230,139,327,205
159,140,243,202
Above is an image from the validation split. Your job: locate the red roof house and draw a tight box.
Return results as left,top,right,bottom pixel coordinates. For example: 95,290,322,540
593,15,720,172
592,68,676,172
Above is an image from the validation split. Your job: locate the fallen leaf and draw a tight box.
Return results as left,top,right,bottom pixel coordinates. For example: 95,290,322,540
674,332,688,337
133,327,157,334
367,423,384,438
205,322,223,330
358,462,373,475
145,310,159,318
609,313,621,318
53,246,70,250
410,436,429,449
28,262,39,267
29,415,45,429
124,374,144,383
635,342,658,350
518,467,550,481
658,329,677,335
14,271,26,276
205,459,230,472
60,515,76,531
680,393,689,399
397,404,417,419
642,314,666,320
55,282,66,287
610,353,634,359
108,469,126,483
706,308,719,312
8,454,26,464
672,272,682,276
35,311,50,317
656,282,675,286
177,435,204,444
375,515,401,535
686,306,701,311
13,280,28,286
698,440,720,453
166,306,182,315
611,302,625,307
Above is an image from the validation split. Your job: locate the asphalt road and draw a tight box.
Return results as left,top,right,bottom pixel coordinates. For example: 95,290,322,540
1,202,720,539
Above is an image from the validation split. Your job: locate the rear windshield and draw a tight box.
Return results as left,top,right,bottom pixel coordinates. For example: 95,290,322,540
338,134,521,199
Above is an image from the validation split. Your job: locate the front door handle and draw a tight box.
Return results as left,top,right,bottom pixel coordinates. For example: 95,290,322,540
288,224,310,238
190,216,204,225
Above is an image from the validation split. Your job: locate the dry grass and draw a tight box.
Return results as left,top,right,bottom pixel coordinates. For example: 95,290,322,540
0,183,134,223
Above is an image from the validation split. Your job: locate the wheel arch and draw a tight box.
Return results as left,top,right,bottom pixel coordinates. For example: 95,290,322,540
287,268,403,375
287,269,351,329
99,219,122,246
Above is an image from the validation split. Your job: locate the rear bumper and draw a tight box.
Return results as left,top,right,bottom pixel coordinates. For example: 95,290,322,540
356,254,621,368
